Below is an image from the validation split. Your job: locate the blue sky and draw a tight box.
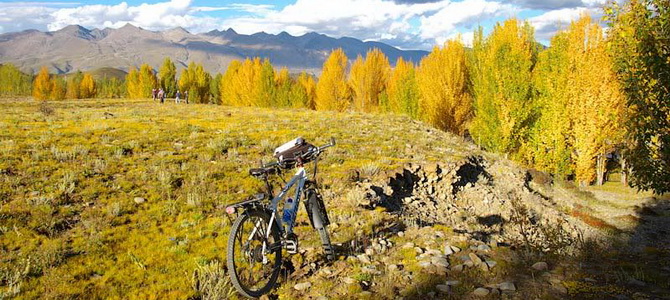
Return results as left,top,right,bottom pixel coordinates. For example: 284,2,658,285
0,0,608,49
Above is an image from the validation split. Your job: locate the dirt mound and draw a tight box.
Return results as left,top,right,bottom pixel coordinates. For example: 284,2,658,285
356,156,595,254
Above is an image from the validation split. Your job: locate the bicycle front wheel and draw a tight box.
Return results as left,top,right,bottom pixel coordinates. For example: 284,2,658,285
227,209,282,298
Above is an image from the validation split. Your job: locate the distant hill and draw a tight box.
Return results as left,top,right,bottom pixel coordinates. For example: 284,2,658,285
0,24,429,75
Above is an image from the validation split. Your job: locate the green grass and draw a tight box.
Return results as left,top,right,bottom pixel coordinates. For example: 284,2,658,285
0,97,478,298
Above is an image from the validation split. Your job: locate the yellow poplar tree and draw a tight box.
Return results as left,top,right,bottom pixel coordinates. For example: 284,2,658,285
568,15,624,186
178,62,211,104
33,66,52,100
386,58,418,118
417,39,472,134
470,19,539,153
125,67,142,98
349,48,390,112
316,48,350,111
159,57,177,95
80,73,96,98
275,67,292,107
50,77,67,100
297,72,317,109
138,64,157,98
523,30,573,177
220,60,241,105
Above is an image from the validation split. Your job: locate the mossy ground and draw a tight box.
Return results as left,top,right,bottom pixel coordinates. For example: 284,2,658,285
1,98,667,299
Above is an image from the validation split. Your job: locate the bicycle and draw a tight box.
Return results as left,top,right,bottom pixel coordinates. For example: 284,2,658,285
225,137,336,298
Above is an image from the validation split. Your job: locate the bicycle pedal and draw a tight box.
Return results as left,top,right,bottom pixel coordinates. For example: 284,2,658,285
283,239,298,254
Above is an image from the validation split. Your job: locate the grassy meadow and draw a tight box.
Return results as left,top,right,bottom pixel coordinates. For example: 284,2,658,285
0,97,477,298
2,98,668,299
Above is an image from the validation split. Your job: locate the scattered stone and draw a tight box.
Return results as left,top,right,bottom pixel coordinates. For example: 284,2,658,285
133,197,146,204
431,257,450,268
362,265,381,275
490,288,500,296
316,297,329,300
359,291,372,297
436,284,450,293
468,253,483,265
435,266,448,275
498,282,516,292
419,261,433,268
426,249,442,256
450,246,461,253
414,247,424,254
357,254,371,264
532,262,548,271
584,278,597,283
387,264,398,272
451,264,464,272
473,287,490,297
402,242,415,249
627,278,646,287
342,277,356,284
464,260,474,267
444,245,454,256
398,231,405,237
294,282,311,290
365,248,374,256
480,263,489,272
485,260,497,269
477,244,491,252
446,280,460,286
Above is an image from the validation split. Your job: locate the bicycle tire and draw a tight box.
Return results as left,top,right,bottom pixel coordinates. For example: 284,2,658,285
227,209,282,298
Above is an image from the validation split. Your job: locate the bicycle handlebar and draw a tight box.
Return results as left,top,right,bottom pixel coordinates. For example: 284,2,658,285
260,137,336,169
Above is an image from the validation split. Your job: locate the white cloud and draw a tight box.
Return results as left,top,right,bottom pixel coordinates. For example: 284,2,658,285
419,0,516,43
528,7,600,41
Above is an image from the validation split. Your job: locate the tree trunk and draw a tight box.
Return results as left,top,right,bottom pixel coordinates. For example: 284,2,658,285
621,153,629,186
596,153,606,186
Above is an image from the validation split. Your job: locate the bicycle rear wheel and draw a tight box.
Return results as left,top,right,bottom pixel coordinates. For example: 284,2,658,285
227,209,282,298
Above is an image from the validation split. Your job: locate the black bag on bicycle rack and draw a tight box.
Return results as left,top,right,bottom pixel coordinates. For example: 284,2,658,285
274,137,316,168
305,189,330,228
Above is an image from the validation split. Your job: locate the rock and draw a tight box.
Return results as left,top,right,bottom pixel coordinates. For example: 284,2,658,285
468,253,483,265
498,282,516,292
133,197,146,204
431,257,450,268
414,247,424,254
435,266,448,275
627,278,646,287
490,288,500,296
426,249,442,256
398,231,405,237
359,291,372,297
436,284,450,293
485,260,497,269
342,277,356,284
365,248,375,256
294,282,312,290
419,261,433,268
316,297,329,300
357,254,371,264
446,280,460,286
444,245,454,256
477,244,491,252
387,264,398,272
402,242,415,249
451,264,464,272
532,262,548,271
362,265,381,275
473,287,490,297
450,246,461,253
464,260,474,267
480,263,489,272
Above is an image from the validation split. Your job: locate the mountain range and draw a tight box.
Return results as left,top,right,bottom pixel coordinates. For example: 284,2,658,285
0,24,428,75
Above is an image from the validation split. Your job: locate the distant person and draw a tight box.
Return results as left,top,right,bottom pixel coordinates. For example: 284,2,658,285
175,90,181,104
184,90,189,104
152,88,157,101
158,89,165,104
